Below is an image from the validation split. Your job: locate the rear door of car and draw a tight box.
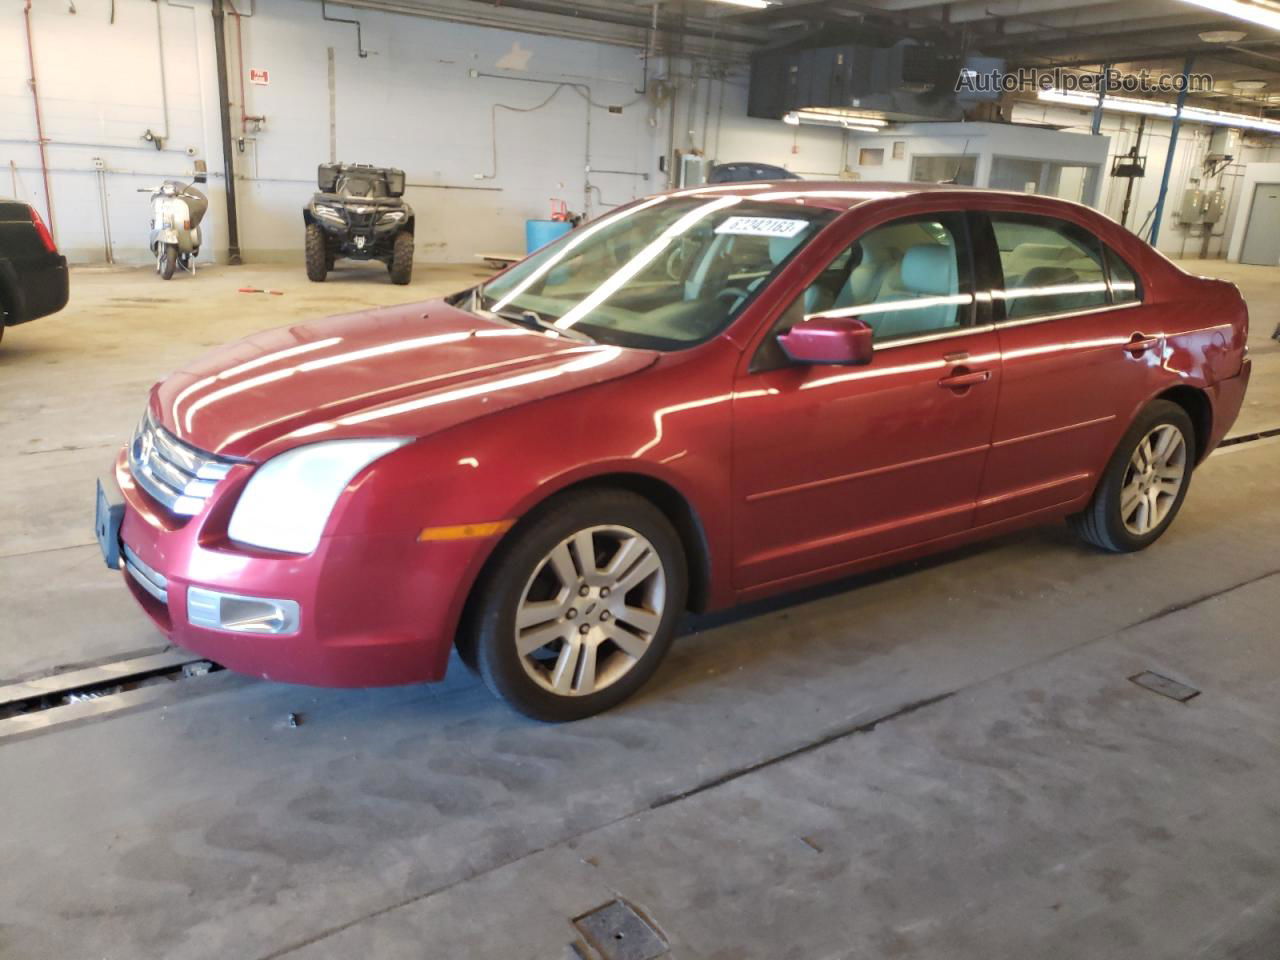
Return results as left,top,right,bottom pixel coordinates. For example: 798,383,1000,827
973,206,1162,526
730,206,1002,593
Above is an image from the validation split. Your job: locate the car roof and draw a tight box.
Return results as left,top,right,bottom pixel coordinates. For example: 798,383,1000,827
675,180,1083,214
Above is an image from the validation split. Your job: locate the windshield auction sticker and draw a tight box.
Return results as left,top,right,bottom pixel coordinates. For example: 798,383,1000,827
715,216,809,239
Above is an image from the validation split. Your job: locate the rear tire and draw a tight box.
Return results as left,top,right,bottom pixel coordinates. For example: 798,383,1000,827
389,231,413,285
1069,399,1195,553
159,243,177,280
465,489,687,722
305,223,328,282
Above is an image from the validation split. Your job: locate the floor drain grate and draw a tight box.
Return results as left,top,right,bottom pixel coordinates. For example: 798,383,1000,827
573,899,668,960
1130,671,1200,702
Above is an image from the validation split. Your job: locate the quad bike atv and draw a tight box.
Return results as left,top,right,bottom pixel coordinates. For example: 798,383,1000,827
303,163,414,284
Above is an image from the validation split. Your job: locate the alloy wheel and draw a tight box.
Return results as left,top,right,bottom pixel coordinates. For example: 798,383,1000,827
514,524,666,697
1120,423,1187,536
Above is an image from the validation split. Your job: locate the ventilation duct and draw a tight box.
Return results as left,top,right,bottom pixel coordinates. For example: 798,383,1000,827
748,40,972,123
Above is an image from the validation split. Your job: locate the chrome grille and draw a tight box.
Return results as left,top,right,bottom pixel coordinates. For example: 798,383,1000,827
128,410,235,517
123,543,168,604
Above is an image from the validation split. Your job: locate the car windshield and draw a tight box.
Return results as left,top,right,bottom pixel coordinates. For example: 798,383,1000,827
337,175,386,199
477,196,835,350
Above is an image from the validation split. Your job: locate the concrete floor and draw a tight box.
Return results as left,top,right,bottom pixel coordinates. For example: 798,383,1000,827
0,259,1278,959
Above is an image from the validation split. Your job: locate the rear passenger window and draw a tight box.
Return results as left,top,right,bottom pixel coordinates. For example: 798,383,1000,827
991,215,1109,320
1106,248,1141,304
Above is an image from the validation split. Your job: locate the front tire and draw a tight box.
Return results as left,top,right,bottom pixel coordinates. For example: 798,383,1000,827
305,223,328,282
159,243,177,280
467,489,687,722
389,231,413,285
1070,399,1194,553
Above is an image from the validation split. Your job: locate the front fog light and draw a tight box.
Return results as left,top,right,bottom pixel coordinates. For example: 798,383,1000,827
188,587,300,635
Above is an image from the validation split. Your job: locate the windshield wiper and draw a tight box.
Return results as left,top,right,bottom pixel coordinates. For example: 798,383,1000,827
485,301,594,343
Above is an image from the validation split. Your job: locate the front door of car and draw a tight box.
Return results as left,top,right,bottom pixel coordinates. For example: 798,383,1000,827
731,211,1002,593
974,210,1162,526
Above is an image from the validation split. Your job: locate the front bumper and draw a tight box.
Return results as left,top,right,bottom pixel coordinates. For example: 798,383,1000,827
313,216,403,258
106,451,479,687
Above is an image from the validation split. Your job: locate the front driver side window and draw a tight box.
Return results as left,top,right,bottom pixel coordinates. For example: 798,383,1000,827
753,212,974,371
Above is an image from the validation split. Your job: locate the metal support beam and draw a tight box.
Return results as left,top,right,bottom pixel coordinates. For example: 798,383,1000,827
211,0,242,264
1091,62,1109,136
1148,55,1194,248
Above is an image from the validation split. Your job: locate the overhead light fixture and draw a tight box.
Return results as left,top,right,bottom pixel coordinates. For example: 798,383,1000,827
1198,29,1248,41
1038,89,1177,117
1039,87,1280,133
1234,79,1268,89
707,0,772,8
784,109,888,132
1177,0,1280,31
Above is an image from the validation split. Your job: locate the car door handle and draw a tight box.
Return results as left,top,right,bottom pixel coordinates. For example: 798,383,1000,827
1125,333,1161,355
938,369,991,390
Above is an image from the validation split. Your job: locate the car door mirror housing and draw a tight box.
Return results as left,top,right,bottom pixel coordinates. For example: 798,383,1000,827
777,316,874,366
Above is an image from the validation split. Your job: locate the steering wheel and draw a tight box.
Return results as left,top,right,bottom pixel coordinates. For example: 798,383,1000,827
717,286,752,306
665,247,687,280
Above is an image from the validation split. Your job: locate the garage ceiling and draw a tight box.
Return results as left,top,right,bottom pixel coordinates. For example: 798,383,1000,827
715,0,1280,111
336,0,1280,112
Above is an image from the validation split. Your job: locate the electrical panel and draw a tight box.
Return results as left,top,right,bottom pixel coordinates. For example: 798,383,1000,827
1177,186,1226,224
1207,127,1240,163
678,154,707,189
1203,188,1226,224
1179,186,1205,224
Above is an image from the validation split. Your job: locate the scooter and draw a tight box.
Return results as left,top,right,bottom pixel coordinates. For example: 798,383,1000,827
140,161,208,280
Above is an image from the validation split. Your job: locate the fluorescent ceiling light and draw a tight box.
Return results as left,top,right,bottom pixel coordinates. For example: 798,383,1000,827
1038,89,1176,117
1234,79,1268,89
1177,0,1280,31
708,0,771,8
784,109,889,132
794,109,887,126
1198,28,1248,41
1038,87,1280,133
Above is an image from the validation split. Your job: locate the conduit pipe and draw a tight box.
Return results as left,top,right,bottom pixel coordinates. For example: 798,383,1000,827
211,0,242,263
22,0,55,241
152,0,172,148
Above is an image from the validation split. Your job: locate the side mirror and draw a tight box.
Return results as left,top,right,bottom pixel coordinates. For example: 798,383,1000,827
193,159,207,184
777,316,874,366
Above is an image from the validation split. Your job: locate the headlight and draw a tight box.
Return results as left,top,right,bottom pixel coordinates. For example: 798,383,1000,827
228,439,410,554
313,204,343,221
379,210,406,223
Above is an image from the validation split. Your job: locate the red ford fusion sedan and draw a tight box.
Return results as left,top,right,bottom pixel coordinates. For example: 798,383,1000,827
96,182,1251,721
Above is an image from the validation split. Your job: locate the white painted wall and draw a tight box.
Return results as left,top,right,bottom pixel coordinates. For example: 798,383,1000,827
6,0,1280,266
1,0,227,265
2,0,664,265
1009,100,1280,258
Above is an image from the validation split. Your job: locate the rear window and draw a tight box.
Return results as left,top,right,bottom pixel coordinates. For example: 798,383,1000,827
991,214,1109,320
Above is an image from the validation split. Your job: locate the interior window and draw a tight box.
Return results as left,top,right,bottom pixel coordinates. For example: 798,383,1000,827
911,155,977,186
1106,248,1141,304
991,215,1109,320
753,213,973,370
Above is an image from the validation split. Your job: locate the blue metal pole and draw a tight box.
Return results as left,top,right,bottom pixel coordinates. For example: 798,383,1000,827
1091,63,1110,136
1148,56,1194,246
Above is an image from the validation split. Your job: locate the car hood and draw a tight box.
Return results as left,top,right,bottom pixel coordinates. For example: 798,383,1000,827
152,300,656,460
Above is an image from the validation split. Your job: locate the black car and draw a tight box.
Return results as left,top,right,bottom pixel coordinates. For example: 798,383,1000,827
707,162,802,184
0,199,68,344
303,163,415,284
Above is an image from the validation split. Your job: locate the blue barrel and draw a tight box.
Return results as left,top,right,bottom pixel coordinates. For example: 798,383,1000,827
526,219,573,253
